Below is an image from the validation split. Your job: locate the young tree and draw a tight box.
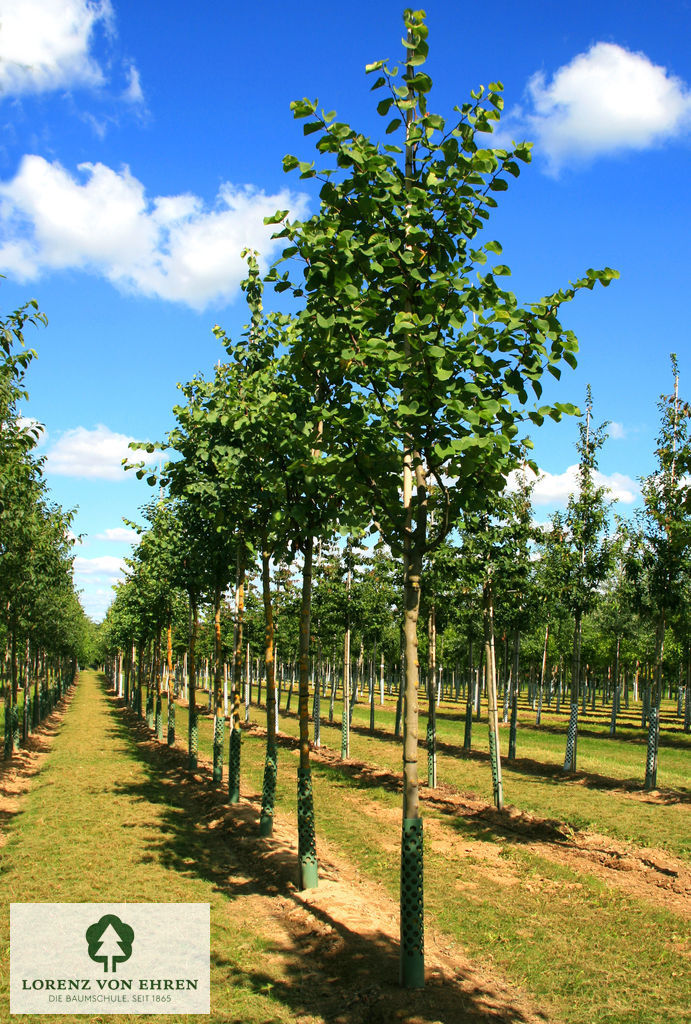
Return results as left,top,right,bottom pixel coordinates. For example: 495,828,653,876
561,387,612,773
270,10,617,986
628,356,691,787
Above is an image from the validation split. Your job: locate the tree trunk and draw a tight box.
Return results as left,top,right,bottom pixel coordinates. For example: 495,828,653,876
426,604,437,789
645,614,665,790
483,580,503,809
341,542,352,760
260,546,277,836
229,557,245,803
188,595,198,770
564,611,582,772
508,629,519,761
297,537,318,889
212,587,224,783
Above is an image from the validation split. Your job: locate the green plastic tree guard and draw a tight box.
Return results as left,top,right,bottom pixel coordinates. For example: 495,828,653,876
400,817,424,988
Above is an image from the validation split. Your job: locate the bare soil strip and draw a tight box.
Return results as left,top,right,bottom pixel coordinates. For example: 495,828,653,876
246,721,691,921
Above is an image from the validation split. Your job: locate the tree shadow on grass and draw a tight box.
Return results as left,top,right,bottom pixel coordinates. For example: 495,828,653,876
101,681,546,1024
0,685,76,835
259,710,691,807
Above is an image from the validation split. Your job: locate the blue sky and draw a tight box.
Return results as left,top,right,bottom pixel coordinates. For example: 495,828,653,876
1,0,690,620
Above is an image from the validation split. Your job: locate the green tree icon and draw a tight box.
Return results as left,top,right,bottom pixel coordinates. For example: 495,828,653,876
85,915,134,972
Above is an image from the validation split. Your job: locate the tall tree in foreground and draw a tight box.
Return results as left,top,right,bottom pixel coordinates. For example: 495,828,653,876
272,9,617,987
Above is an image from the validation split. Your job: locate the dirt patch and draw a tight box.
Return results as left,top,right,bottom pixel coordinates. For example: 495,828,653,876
247,723,691,922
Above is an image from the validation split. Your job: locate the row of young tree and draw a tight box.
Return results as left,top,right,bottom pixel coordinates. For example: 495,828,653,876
97,10,689,989
1,297,94,756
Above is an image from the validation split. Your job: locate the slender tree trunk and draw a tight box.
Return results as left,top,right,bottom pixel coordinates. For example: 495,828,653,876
609,637,620,737
483,581,503,809
426,604,437,789
645,614,665,790
188,595,198,770
297,537,318,889
341,542,352,760
166,618,175,745
212,586,224,783
399,436,426,988
564,611,582,772
535,623,549,726
260,546,277,836
463,637,473,751
228,557,245,802
508,629,519,761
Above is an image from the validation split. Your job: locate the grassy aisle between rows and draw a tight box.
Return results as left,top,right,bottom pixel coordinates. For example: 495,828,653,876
0,671,327,1024
172,701,691,1024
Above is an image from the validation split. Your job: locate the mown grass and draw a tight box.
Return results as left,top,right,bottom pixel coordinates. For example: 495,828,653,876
184,681,691,858
170,692,691,1024
0,672,321,1024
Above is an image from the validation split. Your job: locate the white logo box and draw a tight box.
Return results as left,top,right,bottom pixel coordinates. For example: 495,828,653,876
11,903,210,1015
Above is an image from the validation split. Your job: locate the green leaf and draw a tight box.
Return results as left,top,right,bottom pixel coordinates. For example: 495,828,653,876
386,118,403,134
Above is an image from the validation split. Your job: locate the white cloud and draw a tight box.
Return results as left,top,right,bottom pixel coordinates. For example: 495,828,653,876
94,526,142,544
508,463,639,505
496,43,691,170
0,0,113,96
73,554,125,621
45,424,159,480
123,62,143,104
608,421,627,440
0,156,309,308
74,554,125,577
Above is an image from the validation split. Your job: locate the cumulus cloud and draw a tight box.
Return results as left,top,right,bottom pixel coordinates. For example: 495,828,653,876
0,156,309,308
507,463,639,505
45,424,158,480
74,553,125,577
498,43,691,170
608,421,627,440
0,0,114,96
93,526,142,544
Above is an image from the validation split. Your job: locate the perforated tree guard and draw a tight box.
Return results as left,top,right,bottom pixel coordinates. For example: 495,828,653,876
259,748,277,836
463,701,472,751
645,705,659,791
212,714,224,783
313,687,321,748
228,728,241,803
488,726,502,808
426,719,436,789
400,817,424,988
188,708,198,770
11,704,19,750
146,692,154,729
167,697,175,746
340,706,349,760
155,695,163,741
297,765,318,889
563,702,579,772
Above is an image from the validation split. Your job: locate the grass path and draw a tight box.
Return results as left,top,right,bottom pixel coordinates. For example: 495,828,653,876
0,671,320,1024
0,672,567,1024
